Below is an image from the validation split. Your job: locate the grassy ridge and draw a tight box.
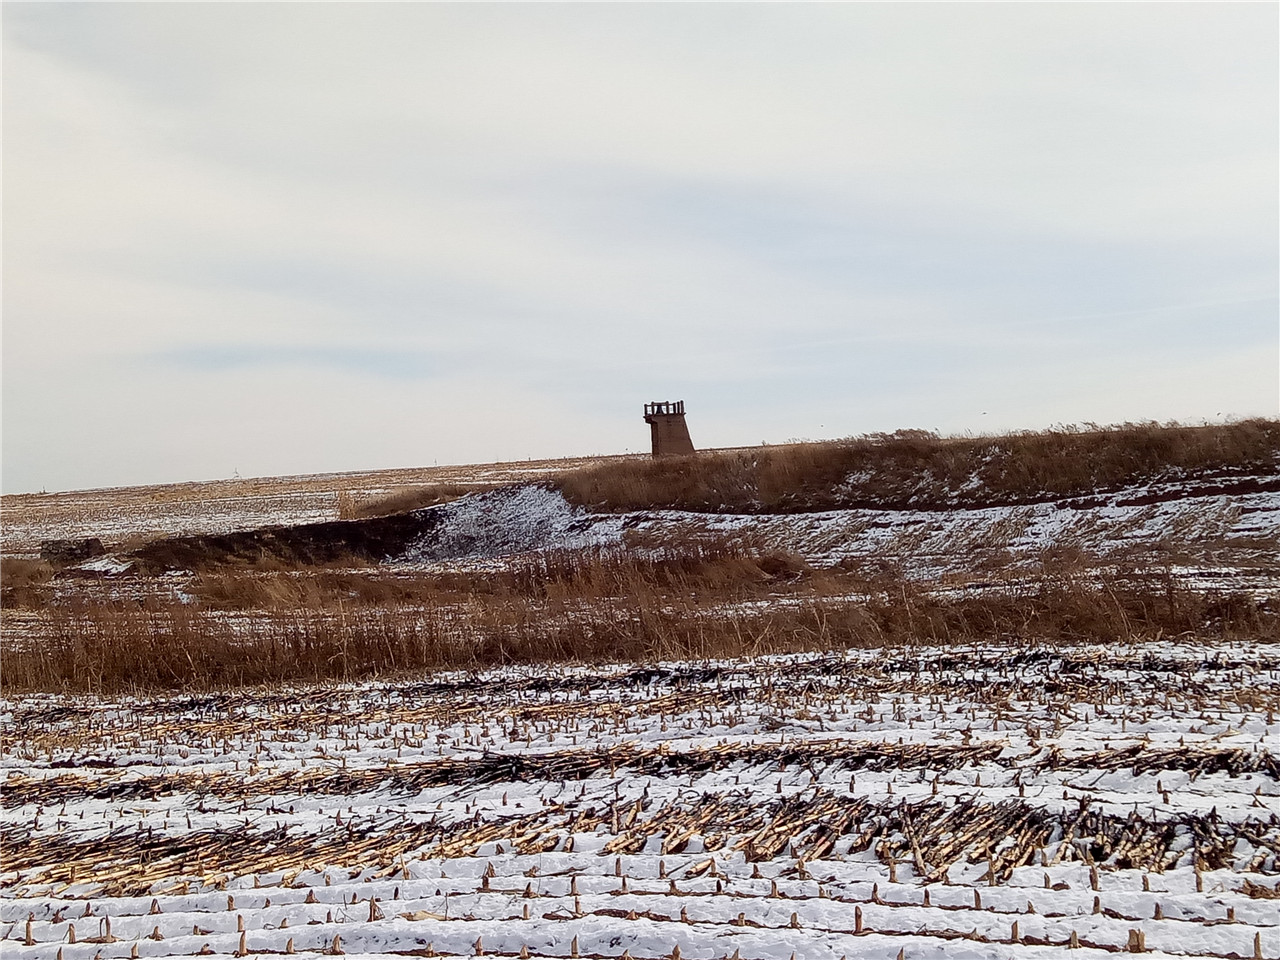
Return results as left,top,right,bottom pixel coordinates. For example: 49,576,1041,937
556,420,1280,514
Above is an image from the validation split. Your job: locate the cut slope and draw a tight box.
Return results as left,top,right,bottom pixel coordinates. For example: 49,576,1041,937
120,486,624,572
128,510,443,573
109,473,1279,589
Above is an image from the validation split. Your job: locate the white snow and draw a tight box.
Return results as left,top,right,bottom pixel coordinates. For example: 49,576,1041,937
399,485,627,563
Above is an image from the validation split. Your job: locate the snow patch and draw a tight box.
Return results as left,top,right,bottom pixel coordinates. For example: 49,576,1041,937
73,554,136,575
398,485,625,563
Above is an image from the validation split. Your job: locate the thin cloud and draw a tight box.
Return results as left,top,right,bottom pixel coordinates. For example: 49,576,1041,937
3,4,1276,492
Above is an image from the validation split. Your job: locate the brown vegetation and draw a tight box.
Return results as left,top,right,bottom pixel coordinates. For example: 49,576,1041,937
132,539,801,612
336,483,482,520
0,558,54,609
557,419,1280,514
5,420,1276,695
4,539,1273,693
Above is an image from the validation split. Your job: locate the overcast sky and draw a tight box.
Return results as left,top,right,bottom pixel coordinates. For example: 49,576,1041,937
4,4,1277,493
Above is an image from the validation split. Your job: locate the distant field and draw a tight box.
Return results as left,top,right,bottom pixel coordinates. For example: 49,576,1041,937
5,420,1277,559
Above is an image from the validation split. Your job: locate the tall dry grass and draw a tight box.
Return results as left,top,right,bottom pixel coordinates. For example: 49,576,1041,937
5,548,1273,694
1,558,54,609
182,540,805,610
7,420,1276,694
557,420,1280,514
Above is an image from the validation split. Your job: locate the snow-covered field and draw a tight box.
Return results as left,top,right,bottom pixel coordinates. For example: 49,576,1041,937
5,454,1278,957
14,474,1276,599
5,641,1278,959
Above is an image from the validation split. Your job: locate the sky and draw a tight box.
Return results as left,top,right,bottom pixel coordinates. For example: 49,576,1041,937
4,4,1277,494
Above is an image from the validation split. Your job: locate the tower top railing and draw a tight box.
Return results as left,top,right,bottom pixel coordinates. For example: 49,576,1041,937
644,400,685,417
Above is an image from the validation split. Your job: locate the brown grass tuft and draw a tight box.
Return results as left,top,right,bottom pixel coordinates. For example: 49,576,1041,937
1,558,54,609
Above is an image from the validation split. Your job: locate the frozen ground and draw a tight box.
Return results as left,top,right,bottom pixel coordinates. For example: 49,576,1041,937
21,475,1275,595
4,641,1278,959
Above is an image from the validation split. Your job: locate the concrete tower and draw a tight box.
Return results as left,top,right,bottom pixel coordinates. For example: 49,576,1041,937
643,400,695,458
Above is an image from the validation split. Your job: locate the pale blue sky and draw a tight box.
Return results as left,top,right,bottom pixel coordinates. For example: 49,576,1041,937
4,4,1277,492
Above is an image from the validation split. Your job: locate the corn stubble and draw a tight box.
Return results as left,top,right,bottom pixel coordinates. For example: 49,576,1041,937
5,640,1277,959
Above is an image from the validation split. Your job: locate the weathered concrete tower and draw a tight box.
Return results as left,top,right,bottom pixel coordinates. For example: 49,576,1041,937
643,400,695,458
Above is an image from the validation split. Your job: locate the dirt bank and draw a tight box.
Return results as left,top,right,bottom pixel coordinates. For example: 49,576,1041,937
128,510,443,573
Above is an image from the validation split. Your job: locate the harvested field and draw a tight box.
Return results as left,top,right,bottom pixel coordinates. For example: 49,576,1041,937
4,465,1276,694
3,643,1279,958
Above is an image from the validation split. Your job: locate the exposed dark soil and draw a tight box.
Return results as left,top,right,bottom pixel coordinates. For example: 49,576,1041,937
128,511,442,574
1060,473,1280,510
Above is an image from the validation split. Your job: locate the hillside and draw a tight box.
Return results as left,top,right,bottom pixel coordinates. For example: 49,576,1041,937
556,420,1280,514
4,419,1274,587
4,420,1275,559
0,453,636,559
3,419,1277,693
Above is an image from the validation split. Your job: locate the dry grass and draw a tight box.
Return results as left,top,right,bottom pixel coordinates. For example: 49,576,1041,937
186,569,423,610
336,483,483,520
0,557,54,608
182,541,807,611
557,419,1280,514
4,544,1273,694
